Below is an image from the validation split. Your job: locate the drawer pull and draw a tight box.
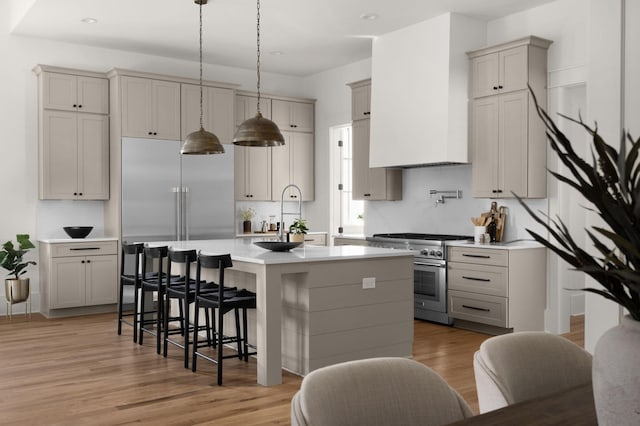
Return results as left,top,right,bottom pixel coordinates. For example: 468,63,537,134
462,253,491,259
462,275,491,282
69,247,101,251
462,304,490,312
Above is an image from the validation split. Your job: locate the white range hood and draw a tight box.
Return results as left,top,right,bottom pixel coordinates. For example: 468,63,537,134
370,13,486,168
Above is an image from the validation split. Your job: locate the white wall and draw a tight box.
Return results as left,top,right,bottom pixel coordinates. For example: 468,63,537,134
0,0,306,311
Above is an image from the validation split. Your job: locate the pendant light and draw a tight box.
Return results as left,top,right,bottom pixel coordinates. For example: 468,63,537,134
181,0,225,155
232,0,285,147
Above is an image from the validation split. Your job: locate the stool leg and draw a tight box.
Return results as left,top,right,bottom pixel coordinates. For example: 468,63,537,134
243,308,249,362
192,300,200,373
235,308,242,360
163,293,170,358
183,296,190,369
217,306,224,385
117,280,124,335
139,288,146,345
133,285,140,343
156,290,163,354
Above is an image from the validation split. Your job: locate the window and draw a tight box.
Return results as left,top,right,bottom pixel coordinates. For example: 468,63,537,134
330,124,364,235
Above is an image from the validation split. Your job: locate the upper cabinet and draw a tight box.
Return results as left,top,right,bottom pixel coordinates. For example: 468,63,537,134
348,79,402,201
271,100,314,132
467,36,552,199
470,46,528,98
351,83,371,120
272,132,314,201
181,84,235,143
42,72,109,114
120,76,181,140
34,65,110,200
236,95,271,125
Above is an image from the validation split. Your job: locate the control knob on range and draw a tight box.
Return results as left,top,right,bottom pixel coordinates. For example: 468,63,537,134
434,250,443,257
420,249,430,256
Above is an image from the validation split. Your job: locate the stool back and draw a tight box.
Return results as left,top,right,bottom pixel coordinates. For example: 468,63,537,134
121,242,144,282
195,254,233,298
142,246,169,286
167,248,198,290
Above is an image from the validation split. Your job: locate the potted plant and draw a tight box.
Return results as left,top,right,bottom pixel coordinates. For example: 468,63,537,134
0,234,37,304
289,218,308,243
519,89,640,424
240,207,255,233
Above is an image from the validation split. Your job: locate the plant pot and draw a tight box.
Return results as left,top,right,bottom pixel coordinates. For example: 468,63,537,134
243,220,252,234
5,278,30,303
593,314,640,425
289,233,305,245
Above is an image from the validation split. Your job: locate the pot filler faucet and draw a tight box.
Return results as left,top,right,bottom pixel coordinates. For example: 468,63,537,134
430,189,462,207
280,184,302,241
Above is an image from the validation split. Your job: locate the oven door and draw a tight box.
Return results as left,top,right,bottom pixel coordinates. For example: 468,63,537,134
414,260,447,314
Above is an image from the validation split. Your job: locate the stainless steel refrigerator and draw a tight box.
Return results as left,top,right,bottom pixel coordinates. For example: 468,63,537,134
121,137,235,242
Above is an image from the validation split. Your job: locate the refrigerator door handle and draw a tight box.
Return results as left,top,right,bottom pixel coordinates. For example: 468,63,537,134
183,187,190,241
173,187,181,240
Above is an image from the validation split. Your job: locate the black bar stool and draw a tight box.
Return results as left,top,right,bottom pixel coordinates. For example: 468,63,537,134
163,248,219,368
139,245,176,354
117,242,144,342
192,253,257,385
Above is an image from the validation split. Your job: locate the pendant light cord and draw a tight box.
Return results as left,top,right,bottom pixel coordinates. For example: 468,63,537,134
198,1,204,130
256,0,261,114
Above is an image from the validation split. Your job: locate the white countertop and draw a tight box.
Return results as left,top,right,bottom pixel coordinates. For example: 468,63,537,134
332,234,367,240
38,237,118,243
145,238,413,265
447,239,543,250
235,231,327,238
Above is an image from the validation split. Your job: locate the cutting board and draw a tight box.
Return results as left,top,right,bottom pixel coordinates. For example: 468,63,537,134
480,203,507,242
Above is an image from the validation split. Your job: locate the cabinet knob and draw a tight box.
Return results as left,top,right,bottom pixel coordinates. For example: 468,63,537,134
73,192,78,196
498,85,503,89
153,132,157,135
73,104,77,108
81,260,85,264
78,105,82,108
492,86,498,90
79,193,83,196
87,260,91,263
148,132,153,135
364,193,371,197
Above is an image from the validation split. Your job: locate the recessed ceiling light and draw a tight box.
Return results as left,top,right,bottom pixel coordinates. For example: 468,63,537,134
270,51,284,56
360,13,378,21
81,17,98,24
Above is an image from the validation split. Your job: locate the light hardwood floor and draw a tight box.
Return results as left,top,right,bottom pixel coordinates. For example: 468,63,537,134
0,313,584,425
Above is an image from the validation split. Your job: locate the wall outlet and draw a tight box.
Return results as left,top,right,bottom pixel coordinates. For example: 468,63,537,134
362,277,376,289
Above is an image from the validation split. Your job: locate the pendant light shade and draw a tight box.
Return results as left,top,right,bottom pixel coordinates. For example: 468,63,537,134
181,0,225,155
232,0,284,147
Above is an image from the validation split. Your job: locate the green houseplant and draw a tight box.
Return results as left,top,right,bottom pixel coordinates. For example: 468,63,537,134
240,207,255,233
1,234,37,304
289,218,308,243
520,89,640,424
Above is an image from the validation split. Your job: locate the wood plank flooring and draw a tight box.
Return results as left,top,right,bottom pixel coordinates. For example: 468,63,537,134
0,313,584,425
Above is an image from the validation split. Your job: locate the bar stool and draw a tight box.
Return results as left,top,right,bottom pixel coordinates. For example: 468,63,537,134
139,245,178,354
163,248,219,368
192,253,257,385
117,242,144,342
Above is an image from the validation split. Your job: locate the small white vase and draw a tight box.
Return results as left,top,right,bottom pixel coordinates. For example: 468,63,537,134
593,314,640,425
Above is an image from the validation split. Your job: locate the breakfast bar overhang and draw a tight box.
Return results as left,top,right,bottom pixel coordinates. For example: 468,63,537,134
147,239,414,386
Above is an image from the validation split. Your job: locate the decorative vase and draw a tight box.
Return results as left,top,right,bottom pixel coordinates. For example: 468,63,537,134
243,220,252,234
593,314,640,425
5,278,30,303
290,233,305,244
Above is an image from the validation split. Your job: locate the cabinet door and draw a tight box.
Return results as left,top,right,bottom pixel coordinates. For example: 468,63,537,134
50,257,86,308
85,255,118,305
271,138,291,200
181,83,202,139
499,46,528,94
121,76,152,138
352,119,371,200
499,91,528,198
471,97,499,198
236,95,271,125
471,53,499,99
207,87,235,144
77,114,109,200
291,132,314,201
77,76,109,114
42,72,77,112
352,84,371,120
41,110,78,200
152,80,181,140
272,100,313,132
234,145,271,201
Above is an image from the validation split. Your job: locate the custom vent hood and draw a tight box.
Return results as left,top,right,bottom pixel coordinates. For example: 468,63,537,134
370,13,486,168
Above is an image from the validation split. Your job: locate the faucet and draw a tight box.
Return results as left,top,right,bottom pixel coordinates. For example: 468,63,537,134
430,189,462,207
280,184,303,241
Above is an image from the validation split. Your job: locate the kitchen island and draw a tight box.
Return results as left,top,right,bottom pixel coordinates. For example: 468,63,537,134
146,238,414,386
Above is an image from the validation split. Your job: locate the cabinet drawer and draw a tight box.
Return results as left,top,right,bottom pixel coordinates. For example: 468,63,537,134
448,262,507,297
448,246,508,266
449,290,507,328
51,241,117,257
304,233,326,246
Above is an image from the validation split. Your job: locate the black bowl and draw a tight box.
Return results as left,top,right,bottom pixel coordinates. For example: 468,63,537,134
254,241,301,252
63,226,94,239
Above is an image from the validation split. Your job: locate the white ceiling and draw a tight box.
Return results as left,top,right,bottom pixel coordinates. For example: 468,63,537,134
11,0,555,76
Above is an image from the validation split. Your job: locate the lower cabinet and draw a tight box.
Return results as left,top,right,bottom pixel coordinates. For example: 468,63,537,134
447,245,546,333
39,239,118,316
302,232,327,246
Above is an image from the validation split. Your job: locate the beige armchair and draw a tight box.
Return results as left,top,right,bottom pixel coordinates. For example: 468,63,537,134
291,357,473,426
473,331,592,413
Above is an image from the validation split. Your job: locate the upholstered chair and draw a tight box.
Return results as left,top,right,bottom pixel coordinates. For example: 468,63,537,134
473,331,592,413
291,357,473,426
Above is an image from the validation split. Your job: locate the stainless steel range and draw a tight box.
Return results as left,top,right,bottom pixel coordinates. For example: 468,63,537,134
366,233,472,325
